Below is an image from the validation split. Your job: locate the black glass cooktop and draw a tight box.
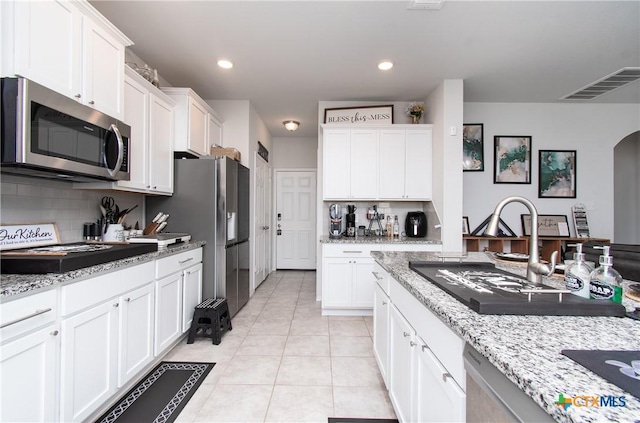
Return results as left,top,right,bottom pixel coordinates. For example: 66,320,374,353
1,242,158,274
408,261,626,317
562,350,640,398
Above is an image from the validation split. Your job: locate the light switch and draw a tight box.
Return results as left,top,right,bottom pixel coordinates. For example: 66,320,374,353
450,126,457,136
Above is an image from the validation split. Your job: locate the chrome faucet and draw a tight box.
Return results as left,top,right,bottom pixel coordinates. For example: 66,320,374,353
484,196,557,284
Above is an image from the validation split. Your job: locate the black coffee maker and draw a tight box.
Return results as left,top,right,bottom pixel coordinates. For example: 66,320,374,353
345,205,356,237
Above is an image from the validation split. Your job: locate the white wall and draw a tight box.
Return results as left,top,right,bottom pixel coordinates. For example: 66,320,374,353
614,131,640,244
206,100,251,168
463,102,640,241
425,80,464,252
271,137,317,169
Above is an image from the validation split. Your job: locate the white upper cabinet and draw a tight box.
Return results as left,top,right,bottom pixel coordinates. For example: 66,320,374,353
322,125,432,201
2,0,132,119
323,128,378,200
379,128,432,200
162,88,224,157
79,66,176,194
322,129,351,199
81,16,127,119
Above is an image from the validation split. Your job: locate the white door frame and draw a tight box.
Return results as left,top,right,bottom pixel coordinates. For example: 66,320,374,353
273,168,318,270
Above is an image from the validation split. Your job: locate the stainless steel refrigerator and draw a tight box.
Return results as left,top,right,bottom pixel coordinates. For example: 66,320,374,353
145,156,250,317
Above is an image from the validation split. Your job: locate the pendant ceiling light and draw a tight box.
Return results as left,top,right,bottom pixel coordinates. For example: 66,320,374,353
283,120,300,131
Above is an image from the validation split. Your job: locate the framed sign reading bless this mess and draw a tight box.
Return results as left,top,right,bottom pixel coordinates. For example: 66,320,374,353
324,105,394,125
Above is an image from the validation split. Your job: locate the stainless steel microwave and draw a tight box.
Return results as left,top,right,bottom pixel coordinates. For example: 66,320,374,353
1,77,130,182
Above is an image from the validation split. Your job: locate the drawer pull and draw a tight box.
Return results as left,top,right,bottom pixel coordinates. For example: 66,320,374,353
403,331,410,338
442,372,452,382
179,257,194,264
51,330,59,336
372,271,383,280
1,308,52,329
113,303,119,308
382,301,388,305
421,344,429,352
124,298,131,302
343,251,363,254
410,341,417,347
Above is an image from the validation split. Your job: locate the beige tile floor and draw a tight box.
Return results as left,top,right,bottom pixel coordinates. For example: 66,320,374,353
166,270,397,423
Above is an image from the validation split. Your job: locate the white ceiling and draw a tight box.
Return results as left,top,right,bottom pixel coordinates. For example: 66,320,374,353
90,0,640,138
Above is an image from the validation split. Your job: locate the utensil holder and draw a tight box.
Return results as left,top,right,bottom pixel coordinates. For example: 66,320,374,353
102,224,125,242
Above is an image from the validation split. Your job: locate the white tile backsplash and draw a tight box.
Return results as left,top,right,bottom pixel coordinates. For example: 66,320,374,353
1,174,145,243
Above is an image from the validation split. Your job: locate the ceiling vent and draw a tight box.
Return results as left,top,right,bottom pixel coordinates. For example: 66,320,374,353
561,67,640,100
407,0,445,10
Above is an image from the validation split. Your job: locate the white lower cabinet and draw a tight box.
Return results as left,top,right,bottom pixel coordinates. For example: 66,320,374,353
182,262,203,333
373,283,390,387
415,340,466,422
321,244,376,314
60,300,119,422
155,249,203,354
2,247,203,422
376,264,466,423
0,325,59,422
389,304,416,422
154,272,183,355
118,283,155,388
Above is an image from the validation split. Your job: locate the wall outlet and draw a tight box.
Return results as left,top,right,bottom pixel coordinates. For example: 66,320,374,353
378,202,390,208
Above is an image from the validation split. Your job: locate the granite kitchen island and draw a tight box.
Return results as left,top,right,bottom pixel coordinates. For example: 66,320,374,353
372,250,640,423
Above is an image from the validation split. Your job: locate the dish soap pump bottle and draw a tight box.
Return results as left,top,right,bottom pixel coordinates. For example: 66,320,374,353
564,243,593,299
589,246,623,304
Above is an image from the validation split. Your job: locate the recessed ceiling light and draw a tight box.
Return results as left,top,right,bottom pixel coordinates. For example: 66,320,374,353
378,61,393,71
217,59,233,69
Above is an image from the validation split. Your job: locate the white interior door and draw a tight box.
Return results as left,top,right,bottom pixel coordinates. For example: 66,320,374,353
276,170,317,269
254,154,272,288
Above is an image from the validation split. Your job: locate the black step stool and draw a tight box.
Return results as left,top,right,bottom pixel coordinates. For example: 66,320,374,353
187,298,232,345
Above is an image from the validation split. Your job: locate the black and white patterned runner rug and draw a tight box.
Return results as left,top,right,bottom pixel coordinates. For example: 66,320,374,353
97,362,215,423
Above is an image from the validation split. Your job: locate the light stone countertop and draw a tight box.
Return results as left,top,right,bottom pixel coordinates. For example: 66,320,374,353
371,250,640,423
319,235,441,245
1,241,206,299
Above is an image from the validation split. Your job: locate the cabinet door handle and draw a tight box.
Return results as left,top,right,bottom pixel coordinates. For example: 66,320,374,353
382,301,387,305
113,303,119,308
50,330,59,336
0,308,52,329
124,298,131,302
410,341,417,347
421,344,429,352
403,331,410,337
179,257,194,264
372,271,383,280
88,100,95,105
442,372,452,382
74,94,81,99
343,251,362,254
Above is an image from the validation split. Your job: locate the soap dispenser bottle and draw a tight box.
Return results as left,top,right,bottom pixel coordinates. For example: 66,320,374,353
564,243,593,299
589,246,623,304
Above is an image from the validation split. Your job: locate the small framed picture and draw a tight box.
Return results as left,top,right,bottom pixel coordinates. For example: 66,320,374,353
538,150,576,198
462,216,470,235
493,136,532,184
463,124,484,171
521,214,570,237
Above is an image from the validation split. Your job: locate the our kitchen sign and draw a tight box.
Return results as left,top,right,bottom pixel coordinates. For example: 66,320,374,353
0,223,61,250
324,105,394,125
